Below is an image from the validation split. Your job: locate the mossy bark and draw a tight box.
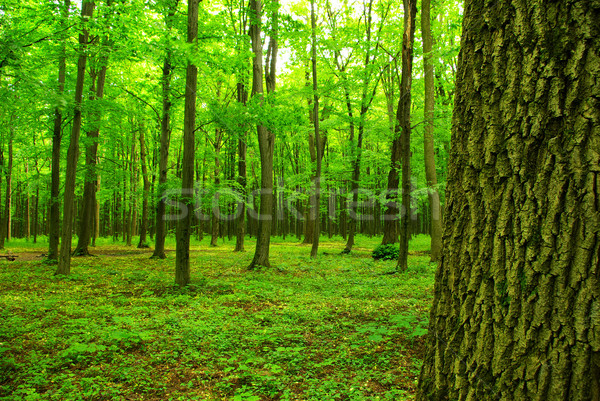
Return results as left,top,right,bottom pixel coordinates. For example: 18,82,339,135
417,0,600,399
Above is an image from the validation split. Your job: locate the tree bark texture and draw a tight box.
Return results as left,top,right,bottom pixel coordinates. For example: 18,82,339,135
417,0,600,399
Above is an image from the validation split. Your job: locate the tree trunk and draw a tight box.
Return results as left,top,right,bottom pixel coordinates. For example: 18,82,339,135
175,0,199,286
234,81,248,252
396,0,416,272
417,0,600,399
151,0,178,259
126,131,137,247
341,0,378,254
93,175,100,246
74,60,107,256
422,0,442,261
47,0,68,259
55,0,94,275
248,0,277,269
138,123,150,248
309,0,321,258
0,132,13,249
210,129,221,247
381,63,400,245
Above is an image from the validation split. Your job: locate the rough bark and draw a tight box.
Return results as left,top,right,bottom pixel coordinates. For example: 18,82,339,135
248,0,276,269
55,0,94,275
422,0,442,261
175,0,199,286
396,0,416,272
152,0,178,259
417,0,600,399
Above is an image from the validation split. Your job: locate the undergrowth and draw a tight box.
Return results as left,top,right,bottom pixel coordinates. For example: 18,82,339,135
0,234,435,400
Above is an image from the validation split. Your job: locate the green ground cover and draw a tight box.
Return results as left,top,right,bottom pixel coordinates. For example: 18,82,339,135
0,235,435,400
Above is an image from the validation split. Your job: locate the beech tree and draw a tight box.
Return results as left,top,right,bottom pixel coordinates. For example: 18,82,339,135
417,0,600,399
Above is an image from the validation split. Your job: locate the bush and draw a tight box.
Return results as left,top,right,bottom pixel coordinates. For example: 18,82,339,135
372,244,399,261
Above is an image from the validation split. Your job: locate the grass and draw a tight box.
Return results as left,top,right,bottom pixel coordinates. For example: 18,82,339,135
0,234,436,400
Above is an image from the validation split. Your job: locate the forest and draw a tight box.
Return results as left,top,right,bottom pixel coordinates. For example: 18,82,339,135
1,0,598,399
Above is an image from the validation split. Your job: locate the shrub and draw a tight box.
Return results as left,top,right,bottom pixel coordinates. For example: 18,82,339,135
372,244,399,261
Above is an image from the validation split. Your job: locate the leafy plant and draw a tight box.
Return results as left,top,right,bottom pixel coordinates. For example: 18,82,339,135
372,244,399,261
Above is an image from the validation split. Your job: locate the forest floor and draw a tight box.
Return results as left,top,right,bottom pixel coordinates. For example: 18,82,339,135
0,235,435,401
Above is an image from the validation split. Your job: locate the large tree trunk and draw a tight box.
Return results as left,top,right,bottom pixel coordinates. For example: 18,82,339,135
151,0,178,259
422,0,442,261
417,0,600,399
56,1,95,275
47,0,71,262
175,0,199,286
395,0,416,272
247,0,276,269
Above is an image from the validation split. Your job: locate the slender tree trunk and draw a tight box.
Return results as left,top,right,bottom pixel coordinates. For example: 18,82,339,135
0,133,13,249
381,64,400,245
248,0,277,269
126,132,137,247
92,175,100,246
48,0,69,260
74,60,107,256
138,124,150,248
234,82,248,252
48,0,70,251
309,0,321,258
175,0,199,286
396,0,416,272
418,0,600,398
152,1,178,259
25,163,30,241
55,1,94,275
33,187,39,243
342,0,378,254
211,126,222,247
421,0,442,261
